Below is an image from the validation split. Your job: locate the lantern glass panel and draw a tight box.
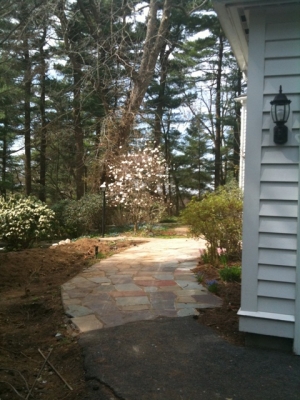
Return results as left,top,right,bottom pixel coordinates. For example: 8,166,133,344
271,103,290,123
276,105,285,121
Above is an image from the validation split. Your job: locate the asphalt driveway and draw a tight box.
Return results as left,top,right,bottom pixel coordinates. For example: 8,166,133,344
80,316,300,400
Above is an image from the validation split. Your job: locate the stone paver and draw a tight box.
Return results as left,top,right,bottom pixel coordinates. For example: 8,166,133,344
71,315,103,332
61,237,222,332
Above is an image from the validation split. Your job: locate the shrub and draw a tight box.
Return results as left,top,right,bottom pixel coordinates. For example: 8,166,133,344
51,199,70,236
58,194,103,237
181,182,243,265
0,195,55,249
219,266,241,282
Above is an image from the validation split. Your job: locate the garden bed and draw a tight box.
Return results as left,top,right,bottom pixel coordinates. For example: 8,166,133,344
192,261,245,346
0,238,137,399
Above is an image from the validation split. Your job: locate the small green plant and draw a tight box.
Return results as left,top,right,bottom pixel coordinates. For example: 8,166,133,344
199,248,210,263
206,279,219,294
217,248,228,266
196,272,204,283
95,251,106,259
219,266,241,282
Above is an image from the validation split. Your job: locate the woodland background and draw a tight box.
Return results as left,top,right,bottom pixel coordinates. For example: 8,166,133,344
0,0,245,214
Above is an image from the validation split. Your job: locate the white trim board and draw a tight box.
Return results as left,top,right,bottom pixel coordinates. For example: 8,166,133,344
238,309,295,322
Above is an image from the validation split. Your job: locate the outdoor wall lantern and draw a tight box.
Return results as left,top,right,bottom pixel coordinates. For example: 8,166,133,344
100,182,106,238
270,85,291,145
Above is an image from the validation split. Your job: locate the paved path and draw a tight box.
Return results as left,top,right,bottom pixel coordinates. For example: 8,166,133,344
61,238,222,333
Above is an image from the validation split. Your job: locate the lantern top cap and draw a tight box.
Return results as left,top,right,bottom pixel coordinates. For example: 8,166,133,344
270,85,291,106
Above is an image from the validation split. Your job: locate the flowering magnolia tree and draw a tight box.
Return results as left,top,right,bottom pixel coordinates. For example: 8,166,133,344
106,146,167,232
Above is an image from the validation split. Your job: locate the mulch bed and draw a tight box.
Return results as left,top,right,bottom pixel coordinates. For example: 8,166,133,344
192,262,245,346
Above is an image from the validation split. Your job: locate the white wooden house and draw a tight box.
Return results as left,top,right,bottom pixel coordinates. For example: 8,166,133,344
212,0,300,354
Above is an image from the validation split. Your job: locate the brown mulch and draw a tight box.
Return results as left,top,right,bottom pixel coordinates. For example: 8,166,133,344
0,236,244,399
192,261,245,346
0,238,140,400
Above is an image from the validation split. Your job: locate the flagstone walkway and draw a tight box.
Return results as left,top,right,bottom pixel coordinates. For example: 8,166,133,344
61,238,222,333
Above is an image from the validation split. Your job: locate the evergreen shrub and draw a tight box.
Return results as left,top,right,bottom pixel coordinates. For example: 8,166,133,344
0,195,55,249
181,183,243,265
58,194,103,237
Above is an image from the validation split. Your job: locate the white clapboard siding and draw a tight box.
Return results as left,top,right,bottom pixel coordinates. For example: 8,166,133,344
262,113,272,130
259,216,298,234
292,112,300,130
258,249,297,267
262,131,300,146
265,39,300,58
258,297,295,315
264,76,300,95
260,182,298,200
259,200,298,217
261,147,299,164
261,165,298,182
258,281,296,299
258,264,296,283
266,22,300,40
265,58,300,76
259,232,297,250
263,94,300,112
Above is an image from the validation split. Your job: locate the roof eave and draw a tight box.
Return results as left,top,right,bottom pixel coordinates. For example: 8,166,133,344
213,1,248,73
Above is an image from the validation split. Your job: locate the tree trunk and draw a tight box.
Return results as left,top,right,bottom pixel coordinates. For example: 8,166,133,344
24,37,32,196
39,26,47,202
57,1,85,199
1,115,8,199
117,0,172,146
73,61,85,200
154,44,169,148
214,33,224,189
198,134,202,199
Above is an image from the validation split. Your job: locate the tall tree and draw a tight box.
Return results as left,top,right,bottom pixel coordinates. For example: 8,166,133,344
23,34,32,195
37,23,48,202
57,0,87,199
0,0,243,203
182,13,241,189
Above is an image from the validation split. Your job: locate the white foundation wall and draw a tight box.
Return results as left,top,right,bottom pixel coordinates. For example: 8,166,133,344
238,5,300,351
